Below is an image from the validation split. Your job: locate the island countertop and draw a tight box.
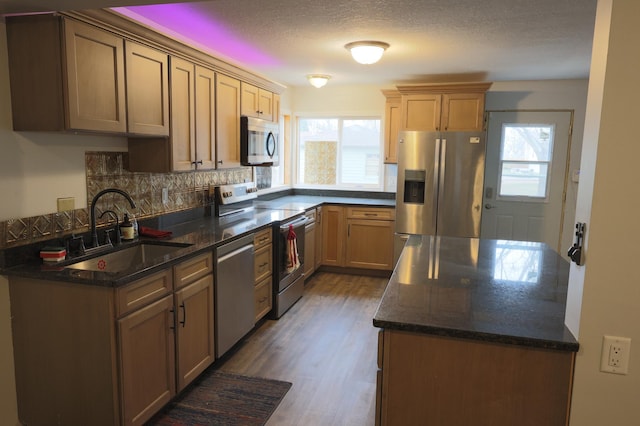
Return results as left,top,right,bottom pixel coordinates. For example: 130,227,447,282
373,235,579,352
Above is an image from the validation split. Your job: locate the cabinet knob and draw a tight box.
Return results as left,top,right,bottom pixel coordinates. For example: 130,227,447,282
217,160,223,165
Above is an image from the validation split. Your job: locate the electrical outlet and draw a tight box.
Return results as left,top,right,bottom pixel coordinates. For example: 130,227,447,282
601,335,631,374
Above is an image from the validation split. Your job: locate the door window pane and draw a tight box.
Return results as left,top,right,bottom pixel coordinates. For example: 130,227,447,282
498,124,554,199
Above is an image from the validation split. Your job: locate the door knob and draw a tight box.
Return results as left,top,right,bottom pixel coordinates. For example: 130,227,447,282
484,203,495,210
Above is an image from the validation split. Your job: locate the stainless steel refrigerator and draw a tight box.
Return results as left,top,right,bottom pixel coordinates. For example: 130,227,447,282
395,130,486,238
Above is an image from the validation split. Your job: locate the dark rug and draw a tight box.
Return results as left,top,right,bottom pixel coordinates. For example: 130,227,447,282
147,370,292,426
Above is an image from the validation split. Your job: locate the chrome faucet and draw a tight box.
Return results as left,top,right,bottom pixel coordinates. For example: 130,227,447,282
90,188,136,248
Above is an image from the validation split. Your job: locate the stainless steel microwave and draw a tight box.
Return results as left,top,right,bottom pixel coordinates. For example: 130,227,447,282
240,116,279,166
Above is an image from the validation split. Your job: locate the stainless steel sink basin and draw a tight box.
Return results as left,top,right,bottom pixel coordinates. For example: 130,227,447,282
65,242,191,273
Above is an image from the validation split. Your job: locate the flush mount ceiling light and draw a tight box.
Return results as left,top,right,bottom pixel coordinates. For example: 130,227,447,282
307,74,331,88
345,41,390,64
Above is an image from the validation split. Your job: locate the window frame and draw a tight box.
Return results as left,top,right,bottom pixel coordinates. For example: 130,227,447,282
294,115,384,191
496,123,555,203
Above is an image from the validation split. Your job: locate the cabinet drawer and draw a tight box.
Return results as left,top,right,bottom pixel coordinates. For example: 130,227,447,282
116,269,173,317
305,209,316,222
254,276,272,322
174,252,213,289
254,245,272,283
346,207,395,220
254,227,272,249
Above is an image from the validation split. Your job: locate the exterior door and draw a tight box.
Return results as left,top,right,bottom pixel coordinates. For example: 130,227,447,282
481,111,572,251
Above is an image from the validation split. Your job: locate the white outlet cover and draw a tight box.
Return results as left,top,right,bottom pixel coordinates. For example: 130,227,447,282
601,335,631,375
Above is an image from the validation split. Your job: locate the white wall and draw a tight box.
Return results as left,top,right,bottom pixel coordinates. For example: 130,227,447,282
568,0,640,424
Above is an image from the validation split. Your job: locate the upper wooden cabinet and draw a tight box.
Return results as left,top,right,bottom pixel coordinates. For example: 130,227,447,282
241,82,274,121
397,82,491,132
382,90,401,164
128,59,216,172
216,74,242,168
125,41,170,136
6,15,127,133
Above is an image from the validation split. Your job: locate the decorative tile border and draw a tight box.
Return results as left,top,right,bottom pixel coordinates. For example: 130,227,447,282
0,151,254,248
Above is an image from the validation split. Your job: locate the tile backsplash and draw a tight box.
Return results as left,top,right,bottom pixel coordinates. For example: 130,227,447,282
0,151,253,249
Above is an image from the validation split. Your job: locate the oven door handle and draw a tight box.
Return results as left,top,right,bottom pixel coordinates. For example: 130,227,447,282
280,216,308,231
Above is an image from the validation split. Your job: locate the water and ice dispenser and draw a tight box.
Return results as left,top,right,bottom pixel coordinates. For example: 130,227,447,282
403,170,426,204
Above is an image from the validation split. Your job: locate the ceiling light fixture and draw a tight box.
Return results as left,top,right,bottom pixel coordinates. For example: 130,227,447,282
345,41,390,65
307,74,331,88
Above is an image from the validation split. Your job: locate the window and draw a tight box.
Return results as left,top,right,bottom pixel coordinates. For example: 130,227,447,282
297,117,382,189
498,124,554,200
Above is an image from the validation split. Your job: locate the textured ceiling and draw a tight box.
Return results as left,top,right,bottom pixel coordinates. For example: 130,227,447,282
2,0,598,88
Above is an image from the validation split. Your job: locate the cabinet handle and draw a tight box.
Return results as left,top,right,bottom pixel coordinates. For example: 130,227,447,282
192,160,203,166
217,160,223,165
364,213,377,217
260,262,269,268
258,296,268,303
179,302,186,327
169,308,175,330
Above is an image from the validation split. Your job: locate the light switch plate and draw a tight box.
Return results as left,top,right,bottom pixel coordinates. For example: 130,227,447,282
57,197,75,212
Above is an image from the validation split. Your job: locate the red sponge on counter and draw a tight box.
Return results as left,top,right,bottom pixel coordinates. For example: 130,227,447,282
139,226,172,239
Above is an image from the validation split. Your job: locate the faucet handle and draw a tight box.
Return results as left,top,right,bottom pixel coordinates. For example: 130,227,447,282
104,229,113,246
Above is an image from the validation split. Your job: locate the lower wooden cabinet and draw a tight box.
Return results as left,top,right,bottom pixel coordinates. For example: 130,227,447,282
376,329,575,426
322,205,395,271
253,227,273,321
9,251,214,426
304,209,316,279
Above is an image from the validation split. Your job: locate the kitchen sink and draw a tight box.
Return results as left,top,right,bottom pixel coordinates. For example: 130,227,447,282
65,242,192,273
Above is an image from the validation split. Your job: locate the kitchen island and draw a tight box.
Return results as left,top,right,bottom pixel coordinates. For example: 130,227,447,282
373,235,578,426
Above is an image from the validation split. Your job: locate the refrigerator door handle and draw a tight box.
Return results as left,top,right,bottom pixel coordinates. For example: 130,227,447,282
437,138,447,233
433,138,442,232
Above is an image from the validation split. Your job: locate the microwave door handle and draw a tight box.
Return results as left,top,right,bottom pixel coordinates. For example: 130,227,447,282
266,132,276,158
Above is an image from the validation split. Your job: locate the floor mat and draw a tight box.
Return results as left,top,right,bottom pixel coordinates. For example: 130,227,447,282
147,370,292,425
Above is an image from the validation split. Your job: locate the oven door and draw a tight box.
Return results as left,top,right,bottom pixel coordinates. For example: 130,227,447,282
277,215,307,292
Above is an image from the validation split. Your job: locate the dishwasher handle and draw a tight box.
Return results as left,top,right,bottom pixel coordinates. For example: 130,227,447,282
217,244,253,263
279,216,308,231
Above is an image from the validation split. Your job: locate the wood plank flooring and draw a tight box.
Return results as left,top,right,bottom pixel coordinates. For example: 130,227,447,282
217,271,388,426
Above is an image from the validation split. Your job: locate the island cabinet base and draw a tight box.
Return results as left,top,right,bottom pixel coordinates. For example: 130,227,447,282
376,330,575,426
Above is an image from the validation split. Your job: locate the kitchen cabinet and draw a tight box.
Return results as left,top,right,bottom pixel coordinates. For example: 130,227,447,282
321,206,395,271
241,82,274,121
125,41,170,136
345,207,395,270
128,59,216,172
273,93,281,123
321,205,346,267
253,227,273,321
216,73,242,168
382,90,401,164
376,329,574,426
6,15,127,133
315,207,323,270
397,82,492,132
9,252,214,426
304,209,317,279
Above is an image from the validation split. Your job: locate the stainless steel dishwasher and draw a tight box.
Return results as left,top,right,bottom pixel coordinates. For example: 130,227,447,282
215,233,255,358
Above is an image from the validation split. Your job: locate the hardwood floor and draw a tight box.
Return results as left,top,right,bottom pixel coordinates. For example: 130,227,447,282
217,271,388,426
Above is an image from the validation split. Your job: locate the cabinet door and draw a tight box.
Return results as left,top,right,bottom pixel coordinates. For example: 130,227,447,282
401,94,441,131
254,244,273,283
64,19,127,133
345,219,394,270
441,92,485,131
304,221,316,278
125,41,170,136
258,88,274,121
315,207,323,269
175,274,215,391
241,82,260,118
195,66,216,169
216,74,241,168
119,295,175,426
384,97,401,163
169,56,196,171
321,206,345,266
254,275,273,322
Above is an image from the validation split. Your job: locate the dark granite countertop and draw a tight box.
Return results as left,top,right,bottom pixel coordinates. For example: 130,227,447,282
373,235,579,352
2,194,395,288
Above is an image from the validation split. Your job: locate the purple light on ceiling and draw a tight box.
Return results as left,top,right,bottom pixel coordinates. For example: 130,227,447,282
113,4,278,67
